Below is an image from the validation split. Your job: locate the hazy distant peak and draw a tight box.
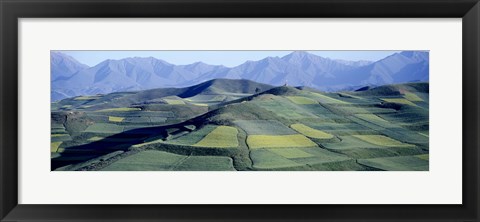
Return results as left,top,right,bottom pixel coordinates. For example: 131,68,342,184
281,51,314,62
399,51,429,61
51,50,429,101
51,51,89,67
50,51,89,82
334,59,373,67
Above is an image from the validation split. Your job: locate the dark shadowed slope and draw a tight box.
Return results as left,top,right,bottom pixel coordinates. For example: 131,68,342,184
53,79,275,111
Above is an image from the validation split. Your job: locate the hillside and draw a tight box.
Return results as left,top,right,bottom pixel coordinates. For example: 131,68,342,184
51,79,429,171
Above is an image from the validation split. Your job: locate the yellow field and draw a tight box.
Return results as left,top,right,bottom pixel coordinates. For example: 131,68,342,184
403,92,423,102
290,124,334,139
286,96,318,105
74,96,100,100
193,126,239,148
95,107,141,112
381,98,417,106
416,154,429,160
108,116,125,122
164,99,185,105
355,114,390,124
51,134,68,137
352,135,413,147
311,92,349,104
51,141,62,152
269,148,314,158
247,134,318,149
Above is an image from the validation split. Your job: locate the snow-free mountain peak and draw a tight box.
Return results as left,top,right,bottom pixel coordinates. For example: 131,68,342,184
51,51,429,101
51,51,89,81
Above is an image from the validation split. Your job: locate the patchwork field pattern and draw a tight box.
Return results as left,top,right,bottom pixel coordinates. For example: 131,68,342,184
235,120,296,135
290,124,334,139
358,156,428,171
51,81,429,171
193,126,239,148
101,150,235,171
247,134,318,149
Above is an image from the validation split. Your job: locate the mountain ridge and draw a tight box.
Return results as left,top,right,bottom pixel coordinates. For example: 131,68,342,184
51,51,429,101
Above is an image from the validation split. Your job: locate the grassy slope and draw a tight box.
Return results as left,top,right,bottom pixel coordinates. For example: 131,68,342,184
52,81,429,171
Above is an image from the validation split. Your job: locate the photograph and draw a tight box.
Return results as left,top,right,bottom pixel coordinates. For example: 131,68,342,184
50,50,429,171
3,0,478,220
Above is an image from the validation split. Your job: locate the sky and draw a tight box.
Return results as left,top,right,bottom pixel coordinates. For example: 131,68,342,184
59,50,401,67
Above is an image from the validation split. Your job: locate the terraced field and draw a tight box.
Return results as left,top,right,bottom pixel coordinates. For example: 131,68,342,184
51,79,429,171
193,126,239,148
290,124,334,139
101,150,236,171
247,134,318,149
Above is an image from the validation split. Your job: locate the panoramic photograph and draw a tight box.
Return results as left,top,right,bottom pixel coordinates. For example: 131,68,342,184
51,50,429,171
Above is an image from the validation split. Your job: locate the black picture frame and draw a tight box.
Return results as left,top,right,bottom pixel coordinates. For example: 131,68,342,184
1,0,479,221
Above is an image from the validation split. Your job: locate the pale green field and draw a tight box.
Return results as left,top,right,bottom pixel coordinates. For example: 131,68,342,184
311,92,349,104
164,99,186,105
415,154,429,160
84,123,125,133
235,120,296,135
193,126,239,148
403,92,423,102
95,107,142,112
269,148,314,158
354,114,394,128
165,125,217,146
247,134,318,149
286,96,318,104
74,95,101,101
352,135,413,147
290,123,334,139
101,150,235,171
358,156,428,171
250,149,303,169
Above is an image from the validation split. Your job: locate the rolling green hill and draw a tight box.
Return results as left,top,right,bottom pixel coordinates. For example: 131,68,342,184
51,79,429,171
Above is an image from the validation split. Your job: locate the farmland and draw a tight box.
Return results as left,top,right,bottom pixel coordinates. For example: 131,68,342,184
51,79,429,171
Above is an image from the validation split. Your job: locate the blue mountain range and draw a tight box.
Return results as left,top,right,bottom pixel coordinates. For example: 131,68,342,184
51,51,429,101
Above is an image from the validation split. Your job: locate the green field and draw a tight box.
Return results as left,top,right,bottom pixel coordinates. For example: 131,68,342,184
247,134,318,149
269,148,314,158
311,92,350,104
235,120,297,135
286,96,318,104
193,126,239,148
290,123,334,139
358,156,429,171
101,150,235,171
403,92,423,102
352,135,414,147
51,80,429,171
95,107,142,112
250,149,304,169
